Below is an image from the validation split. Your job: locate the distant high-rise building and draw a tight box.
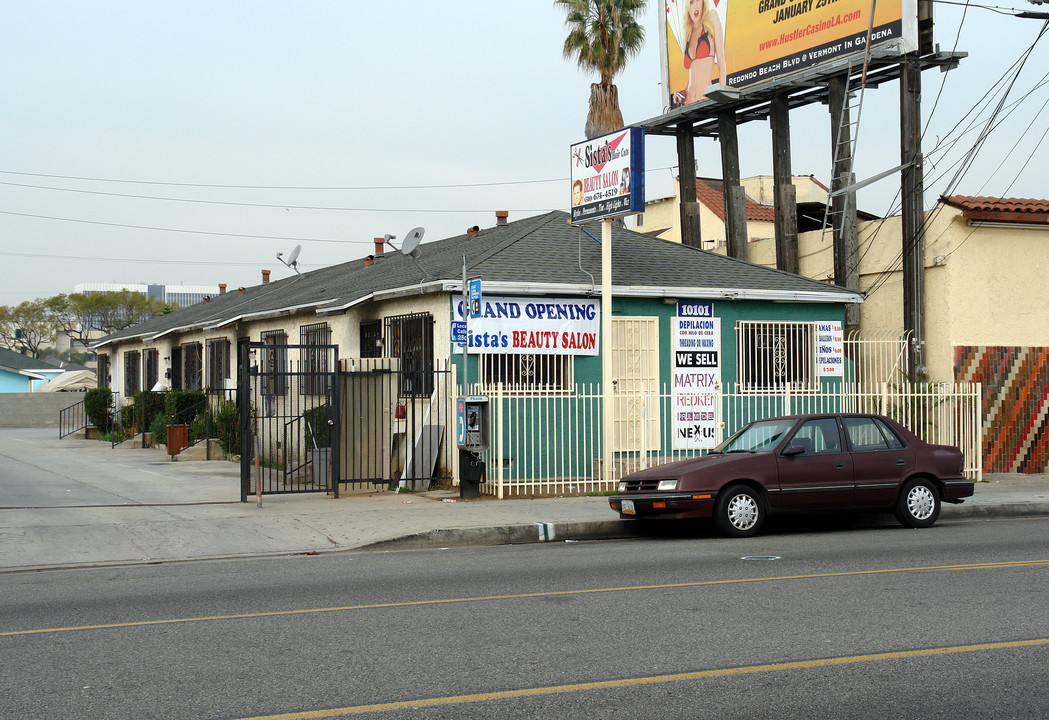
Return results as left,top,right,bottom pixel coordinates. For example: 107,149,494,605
73,282,221,308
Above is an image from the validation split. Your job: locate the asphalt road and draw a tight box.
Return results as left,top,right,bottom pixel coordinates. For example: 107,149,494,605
3,516,1048,719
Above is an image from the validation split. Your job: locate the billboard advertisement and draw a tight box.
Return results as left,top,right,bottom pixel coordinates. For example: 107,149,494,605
570,126,645,224
661,0,917,110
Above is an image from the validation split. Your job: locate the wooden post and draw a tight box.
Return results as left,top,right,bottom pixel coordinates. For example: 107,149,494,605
676,122,702,248
770,95,799,274
828,75,861,331
900,53,926,380
718,111,748,261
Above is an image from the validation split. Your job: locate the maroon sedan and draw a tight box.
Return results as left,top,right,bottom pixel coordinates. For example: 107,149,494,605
609,413,973,537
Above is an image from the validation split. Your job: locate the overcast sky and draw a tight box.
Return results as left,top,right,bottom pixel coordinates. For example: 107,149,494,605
2,1,1046,307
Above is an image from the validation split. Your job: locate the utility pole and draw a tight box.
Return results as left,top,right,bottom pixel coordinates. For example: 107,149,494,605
900,52,925,381
828,76,861,332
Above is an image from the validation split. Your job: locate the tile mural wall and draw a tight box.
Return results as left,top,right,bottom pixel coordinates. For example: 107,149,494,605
954,346,1049,473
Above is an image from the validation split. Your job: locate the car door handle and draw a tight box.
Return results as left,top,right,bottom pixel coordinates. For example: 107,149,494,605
835,463,847,470
895,459,906,466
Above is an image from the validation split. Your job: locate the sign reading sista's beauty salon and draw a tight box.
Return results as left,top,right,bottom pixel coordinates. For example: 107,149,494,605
453,296,600,356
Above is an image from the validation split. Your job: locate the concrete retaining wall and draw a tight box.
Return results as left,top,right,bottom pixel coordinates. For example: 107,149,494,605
0,393,85,428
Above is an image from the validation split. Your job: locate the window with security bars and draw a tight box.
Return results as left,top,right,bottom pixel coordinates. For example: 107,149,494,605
260,330,288,396
299,322,332,395
736,321,817,392
384,313,433,397
123,350,140,396
480,354,573,394
181,342,202,391
143,349,159,390
359,320,382,358
97,354,110,388
206,338,231,391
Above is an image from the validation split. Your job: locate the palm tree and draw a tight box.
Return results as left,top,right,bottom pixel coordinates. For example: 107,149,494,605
556,0,646,139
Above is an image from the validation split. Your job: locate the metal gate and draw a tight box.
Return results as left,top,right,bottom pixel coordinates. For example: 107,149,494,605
240,343,340,498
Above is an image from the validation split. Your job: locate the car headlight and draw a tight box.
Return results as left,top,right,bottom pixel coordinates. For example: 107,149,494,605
657,479,678,491
618,481,628,492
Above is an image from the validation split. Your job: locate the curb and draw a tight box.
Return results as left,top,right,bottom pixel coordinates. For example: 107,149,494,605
357,520,647,551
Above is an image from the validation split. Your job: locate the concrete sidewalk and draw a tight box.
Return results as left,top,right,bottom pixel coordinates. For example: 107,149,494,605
2,428,1048,573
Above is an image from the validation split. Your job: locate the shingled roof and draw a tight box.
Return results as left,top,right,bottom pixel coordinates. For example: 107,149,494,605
96,211,860,348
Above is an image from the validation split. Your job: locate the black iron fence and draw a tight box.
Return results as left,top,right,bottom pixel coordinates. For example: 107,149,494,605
58,400,88,439
239,347,454,498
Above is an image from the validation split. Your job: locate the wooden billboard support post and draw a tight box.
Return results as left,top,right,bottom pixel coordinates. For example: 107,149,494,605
770,95,799,274
828,76,861,332
718,111,749,262
676,122,703,249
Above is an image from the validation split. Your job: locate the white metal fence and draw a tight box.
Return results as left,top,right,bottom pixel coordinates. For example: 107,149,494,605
476,381,982,498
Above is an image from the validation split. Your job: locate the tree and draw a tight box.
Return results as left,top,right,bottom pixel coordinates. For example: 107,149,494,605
556,0,646,139
0,300,53,358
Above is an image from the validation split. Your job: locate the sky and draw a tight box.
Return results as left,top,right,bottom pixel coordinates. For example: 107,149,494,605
2,1,1047,307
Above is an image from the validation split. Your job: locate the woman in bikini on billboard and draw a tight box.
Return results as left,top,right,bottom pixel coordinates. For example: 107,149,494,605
676,0,727,105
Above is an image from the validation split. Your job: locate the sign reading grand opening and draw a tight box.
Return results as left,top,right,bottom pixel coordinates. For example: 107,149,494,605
570,127,645,224
660,0,917,110
453,296,600,356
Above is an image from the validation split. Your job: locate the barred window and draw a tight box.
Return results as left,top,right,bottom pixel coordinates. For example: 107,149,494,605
97,354,110,389
736,321,816,392
260,330,288,396
123,350,141,396
360,320,382,359
143,349,159,390
206,338,231,391
181,342,202,391
384,313,433,397
480,354,573,394
299,322,332,395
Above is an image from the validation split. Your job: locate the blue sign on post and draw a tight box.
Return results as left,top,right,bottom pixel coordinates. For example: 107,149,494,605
451,321,467,344
468,279,482,319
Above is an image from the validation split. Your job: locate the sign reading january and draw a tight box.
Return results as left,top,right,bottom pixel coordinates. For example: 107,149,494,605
453,296,600,356
661,0,916,109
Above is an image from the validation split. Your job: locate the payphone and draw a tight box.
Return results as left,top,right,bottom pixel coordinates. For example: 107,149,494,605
456,396,489,498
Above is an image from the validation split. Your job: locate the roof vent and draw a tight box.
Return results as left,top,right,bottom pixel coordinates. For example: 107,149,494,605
496,210,508,226
467,225,479,239
262,269,271,284
218,283,227,294
373,238,385,257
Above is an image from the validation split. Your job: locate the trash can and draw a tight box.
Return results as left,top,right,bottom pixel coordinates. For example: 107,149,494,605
309,447,332,488
459,449,484,499
166,424,190,456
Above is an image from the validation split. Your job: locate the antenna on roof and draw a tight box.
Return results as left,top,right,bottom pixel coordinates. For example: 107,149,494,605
276,245,302,277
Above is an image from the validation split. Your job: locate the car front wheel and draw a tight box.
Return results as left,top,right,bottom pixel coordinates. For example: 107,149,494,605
714,484,765,538
895,478,941,528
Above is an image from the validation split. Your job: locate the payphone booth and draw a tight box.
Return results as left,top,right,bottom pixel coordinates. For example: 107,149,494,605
456,396,489,498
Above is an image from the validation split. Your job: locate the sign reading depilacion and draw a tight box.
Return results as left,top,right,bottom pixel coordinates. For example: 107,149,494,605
570,127,645,224
453,296,600,356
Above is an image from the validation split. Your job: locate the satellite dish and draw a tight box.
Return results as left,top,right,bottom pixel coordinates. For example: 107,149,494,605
287,245,301,267
401,227,425,256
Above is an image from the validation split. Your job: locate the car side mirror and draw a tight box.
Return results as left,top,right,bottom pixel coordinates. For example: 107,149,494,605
782,444,806,456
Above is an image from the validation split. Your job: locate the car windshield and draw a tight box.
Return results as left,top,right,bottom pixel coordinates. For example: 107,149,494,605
713,420,795,453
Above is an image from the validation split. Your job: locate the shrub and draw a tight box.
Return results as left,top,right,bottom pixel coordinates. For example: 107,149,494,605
303,404,334,448
212,401,241,456
124,391,166,434
164,390,206,424
149,412,170,445
84,388,113,430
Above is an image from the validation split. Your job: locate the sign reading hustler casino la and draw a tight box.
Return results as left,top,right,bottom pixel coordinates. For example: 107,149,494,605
570,127,645,223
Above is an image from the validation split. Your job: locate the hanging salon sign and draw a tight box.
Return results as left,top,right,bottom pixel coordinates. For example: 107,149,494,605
453,296,600,356
673,316,721,450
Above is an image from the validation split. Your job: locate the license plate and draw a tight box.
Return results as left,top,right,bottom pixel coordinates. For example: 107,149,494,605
621,499,636,515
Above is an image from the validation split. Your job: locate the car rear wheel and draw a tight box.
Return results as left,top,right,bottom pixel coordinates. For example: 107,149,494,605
895,478,941,528
714,485,764,538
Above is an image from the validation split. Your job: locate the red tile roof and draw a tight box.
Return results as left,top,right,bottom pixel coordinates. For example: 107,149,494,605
697,178,776,222
941,195,1049,223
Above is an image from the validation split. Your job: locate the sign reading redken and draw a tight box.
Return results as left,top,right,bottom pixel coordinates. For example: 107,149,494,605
570,127,645,224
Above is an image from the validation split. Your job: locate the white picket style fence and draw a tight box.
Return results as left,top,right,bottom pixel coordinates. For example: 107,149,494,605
476,381,982,498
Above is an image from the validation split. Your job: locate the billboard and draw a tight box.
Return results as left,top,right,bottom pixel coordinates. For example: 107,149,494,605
570,126,645,224
660,0,917,109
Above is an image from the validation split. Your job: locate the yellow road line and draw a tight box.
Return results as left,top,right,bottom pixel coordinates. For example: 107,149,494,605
230,638,1049,719
3,558,1048,638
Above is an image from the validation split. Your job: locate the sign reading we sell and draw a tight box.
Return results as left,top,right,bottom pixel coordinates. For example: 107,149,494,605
570,127,645,224
453,296,600,356
673,316,721,450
